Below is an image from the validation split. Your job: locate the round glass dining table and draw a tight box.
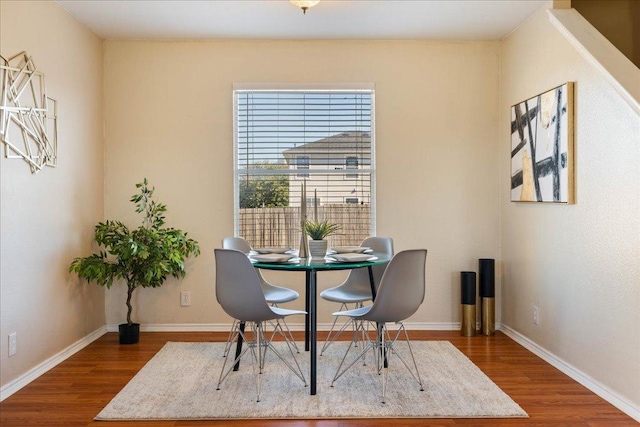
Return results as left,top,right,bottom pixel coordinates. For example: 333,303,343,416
246,254,392,395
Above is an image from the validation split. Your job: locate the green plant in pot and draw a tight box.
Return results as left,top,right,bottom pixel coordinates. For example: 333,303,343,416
302,219,340,258
69,179,200,344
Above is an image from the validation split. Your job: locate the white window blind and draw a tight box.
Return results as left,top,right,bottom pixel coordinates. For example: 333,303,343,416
234,88,374,248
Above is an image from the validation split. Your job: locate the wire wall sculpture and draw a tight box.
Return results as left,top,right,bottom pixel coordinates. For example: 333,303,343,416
0,51,58,174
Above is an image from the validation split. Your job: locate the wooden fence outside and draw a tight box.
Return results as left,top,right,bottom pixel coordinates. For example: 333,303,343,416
239,204,371,249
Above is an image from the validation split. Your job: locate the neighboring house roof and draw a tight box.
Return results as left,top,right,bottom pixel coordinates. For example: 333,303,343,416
282,131,371,162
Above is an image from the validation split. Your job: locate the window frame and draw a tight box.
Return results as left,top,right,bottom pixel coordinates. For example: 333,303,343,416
233,83,376,240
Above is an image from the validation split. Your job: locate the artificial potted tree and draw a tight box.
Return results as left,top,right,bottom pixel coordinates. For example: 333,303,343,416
69,179,200,344
303,219,340,258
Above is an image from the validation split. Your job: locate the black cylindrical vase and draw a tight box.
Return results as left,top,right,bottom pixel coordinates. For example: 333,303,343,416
460,272,476,337
479,258,495,297
479,259,495,335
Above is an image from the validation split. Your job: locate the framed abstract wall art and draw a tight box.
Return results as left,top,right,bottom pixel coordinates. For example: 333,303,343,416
510,82,574,203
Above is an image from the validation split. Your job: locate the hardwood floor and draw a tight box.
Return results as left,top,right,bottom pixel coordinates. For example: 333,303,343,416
0,331,636,426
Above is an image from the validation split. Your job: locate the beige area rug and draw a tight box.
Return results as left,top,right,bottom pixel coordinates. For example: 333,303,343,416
96,341,527,420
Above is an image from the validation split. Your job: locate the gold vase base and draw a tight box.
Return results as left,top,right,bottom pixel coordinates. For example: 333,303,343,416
461,304,477,337
481,297,495,335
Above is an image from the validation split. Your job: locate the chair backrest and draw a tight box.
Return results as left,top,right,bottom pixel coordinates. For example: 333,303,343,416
221,237,252,253
341,236,394,292
222,236,275,290
214,248,279,322
363,249,427,323
361,236,394,286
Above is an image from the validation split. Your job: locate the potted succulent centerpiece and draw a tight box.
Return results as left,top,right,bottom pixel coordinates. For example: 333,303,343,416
303,219,340,258
69,179,200,344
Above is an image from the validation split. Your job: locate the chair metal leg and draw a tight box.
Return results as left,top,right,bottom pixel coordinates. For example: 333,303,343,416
388,323,424,391
381,328,388,403
217,321,251,389
270,303,300,353
331,320,424,403
222,319,238,358
321,316,355,355
217,322,263,402
320,303,347,355
359,319,370,366
320,302,365,356
256,322,263,402
330,320,374,386
217,319,306,403
265,320,307,386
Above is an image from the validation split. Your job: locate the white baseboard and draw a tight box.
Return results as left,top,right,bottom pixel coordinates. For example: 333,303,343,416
106,323,232,332
500,324,640,423
106,321,464,332
0,326,107,402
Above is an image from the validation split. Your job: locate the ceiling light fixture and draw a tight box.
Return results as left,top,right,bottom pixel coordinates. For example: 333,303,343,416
290,0,320,15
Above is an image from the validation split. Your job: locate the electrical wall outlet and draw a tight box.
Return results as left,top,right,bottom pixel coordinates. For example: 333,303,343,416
180,291,191,307
8,332,17,356
533,306,539,325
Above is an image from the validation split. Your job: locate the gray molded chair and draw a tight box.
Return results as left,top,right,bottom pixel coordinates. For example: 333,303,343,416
221,237,300,355
319,236,394,355
330,249,427,404
214,248,307,402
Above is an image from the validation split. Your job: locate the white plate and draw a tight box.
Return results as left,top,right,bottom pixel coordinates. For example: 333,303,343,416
250,253,297,263
253,247,293,254
329,246,372,254
327,253,378,263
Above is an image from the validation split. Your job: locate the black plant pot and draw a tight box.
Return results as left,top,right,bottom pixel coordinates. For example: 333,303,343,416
118,323,140,344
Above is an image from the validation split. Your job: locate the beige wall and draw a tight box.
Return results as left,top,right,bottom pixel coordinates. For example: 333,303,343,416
0,1,105,387
103,40,501,327
500,5,640,407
